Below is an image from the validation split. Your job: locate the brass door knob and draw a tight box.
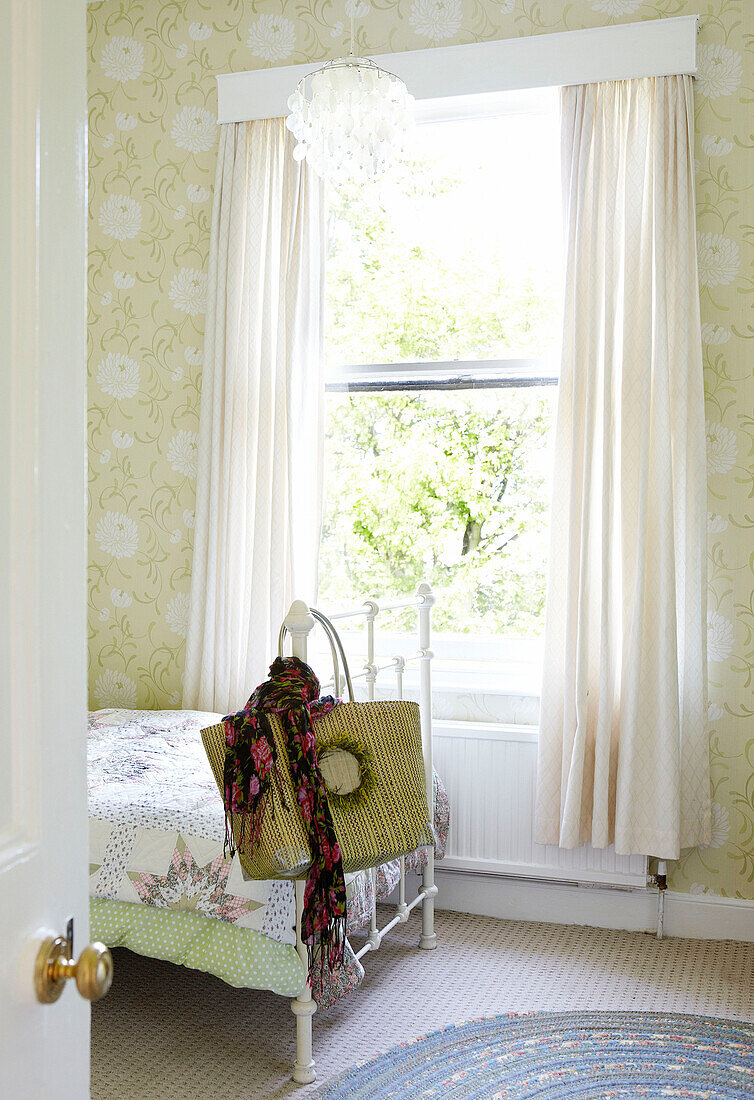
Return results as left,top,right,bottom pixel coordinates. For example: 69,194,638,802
35,934,114,1004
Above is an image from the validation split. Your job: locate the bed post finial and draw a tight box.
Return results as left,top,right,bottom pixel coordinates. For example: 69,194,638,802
283,600,315,663
416,580,435,606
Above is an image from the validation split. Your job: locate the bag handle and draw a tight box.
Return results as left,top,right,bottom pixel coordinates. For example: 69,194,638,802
310,609,355,703
278,607,354,702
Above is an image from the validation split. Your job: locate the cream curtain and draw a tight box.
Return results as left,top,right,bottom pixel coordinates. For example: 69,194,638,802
535,76,711,860
183,118,324,714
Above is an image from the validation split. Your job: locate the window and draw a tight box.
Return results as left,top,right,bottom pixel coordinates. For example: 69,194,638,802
319,88,562,682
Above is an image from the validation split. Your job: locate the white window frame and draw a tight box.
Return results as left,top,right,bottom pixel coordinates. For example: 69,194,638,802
324,90,562,671
326,361,558,392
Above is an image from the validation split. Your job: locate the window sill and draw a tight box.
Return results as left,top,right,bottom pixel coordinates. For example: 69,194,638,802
434,718,538,743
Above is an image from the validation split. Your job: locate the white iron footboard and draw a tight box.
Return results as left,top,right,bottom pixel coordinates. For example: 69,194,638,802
282,583,438,1085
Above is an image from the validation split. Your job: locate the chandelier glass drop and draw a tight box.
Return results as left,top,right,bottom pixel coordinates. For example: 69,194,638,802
285,9,414,185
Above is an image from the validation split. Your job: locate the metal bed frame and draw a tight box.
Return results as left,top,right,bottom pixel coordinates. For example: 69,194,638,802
281,582,438,1084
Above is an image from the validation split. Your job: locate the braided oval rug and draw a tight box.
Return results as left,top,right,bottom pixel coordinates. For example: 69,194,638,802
313,1011,754,1098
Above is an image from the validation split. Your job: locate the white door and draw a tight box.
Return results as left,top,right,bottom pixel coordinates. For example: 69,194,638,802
0,1,92,1097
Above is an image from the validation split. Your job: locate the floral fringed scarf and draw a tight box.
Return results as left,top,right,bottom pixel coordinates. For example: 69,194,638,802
222,656,346,976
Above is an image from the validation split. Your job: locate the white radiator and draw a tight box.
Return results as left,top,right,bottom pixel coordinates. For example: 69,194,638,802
434,720,649,888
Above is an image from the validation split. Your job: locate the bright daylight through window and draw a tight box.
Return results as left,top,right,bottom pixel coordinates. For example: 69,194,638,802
319,88,562,673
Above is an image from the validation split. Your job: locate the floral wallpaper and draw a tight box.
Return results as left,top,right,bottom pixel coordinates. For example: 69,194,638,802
87,0,753,900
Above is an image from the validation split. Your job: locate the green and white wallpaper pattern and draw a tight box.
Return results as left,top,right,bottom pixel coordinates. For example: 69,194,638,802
87,0,753,899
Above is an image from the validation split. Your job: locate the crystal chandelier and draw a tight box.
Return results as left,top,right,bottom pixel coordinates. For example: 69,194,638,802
286,9,414,185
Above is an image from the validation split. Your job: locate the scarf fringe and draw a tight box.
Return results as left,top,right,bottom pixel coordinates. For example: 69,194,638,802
223,795,268,861
306,917,347,982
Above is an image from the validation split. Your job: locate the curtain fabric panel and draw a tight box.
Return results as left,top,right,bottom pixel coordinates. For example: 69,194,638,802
535,76,711,860
183,118,325,714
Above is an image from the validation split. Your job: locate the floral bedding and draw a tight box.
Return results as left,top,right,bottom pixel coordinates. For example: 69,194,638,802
88,709,448,1005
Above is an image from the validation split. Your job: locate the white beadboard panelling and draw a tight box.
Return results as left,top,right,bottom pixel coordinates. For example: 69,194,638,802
434,721,648,887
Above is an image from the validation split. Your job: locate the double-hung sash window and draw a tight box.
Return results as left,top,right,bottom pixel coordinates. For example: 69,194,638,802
319,87,563,688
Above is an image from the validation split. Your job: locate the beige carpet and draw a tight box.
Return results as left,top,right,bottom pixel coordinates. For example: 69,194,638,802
91,908,754,1100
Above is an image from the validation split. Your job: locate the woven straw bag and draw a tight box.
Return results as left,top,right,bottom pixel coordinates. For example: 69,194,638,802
201,610,433,880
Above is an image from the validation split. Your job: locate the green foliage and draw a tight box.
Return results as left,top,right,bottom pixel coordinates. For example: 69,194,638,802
319,388,554,635
325,162,558,368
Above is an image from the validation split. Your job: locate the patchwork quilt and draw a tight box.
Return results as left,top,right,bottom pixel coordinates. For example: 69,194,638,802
88,709,448,1005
